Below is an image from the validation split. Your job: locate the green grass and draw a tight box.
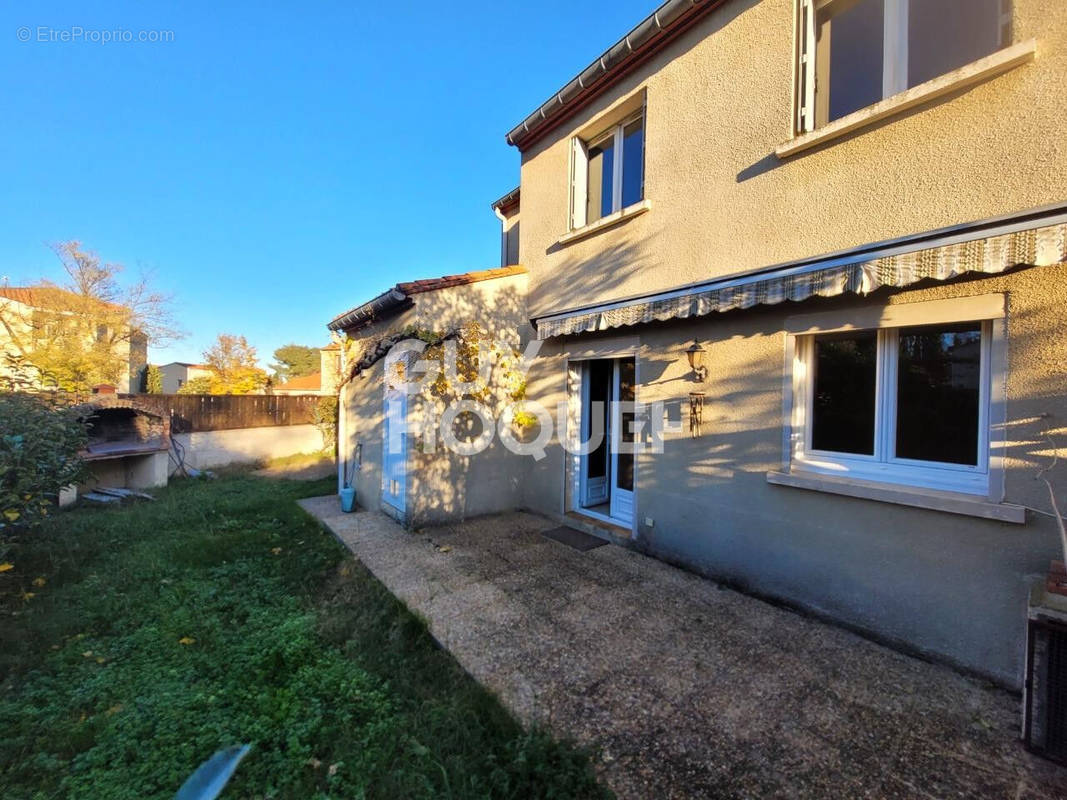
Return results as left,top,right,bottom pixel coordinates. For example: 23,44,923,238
0,474,609,799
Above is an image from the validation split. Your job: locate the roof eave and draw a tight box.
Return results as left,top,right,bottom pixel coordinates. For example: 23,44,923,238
505,0,726,151
326,288,412,333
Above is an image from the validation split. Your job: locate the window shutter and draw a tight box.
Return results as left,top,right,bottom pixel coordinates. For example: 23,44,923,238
797,0,816,133
570,137,588,230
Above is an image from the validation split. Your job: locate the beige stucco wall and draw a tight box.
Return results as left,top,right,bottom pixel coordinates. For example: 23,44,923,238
501,207,520,267
338,273,532,525
520,263,1067,687
517,0,1067,317
173,424,325,470
159,364,213,395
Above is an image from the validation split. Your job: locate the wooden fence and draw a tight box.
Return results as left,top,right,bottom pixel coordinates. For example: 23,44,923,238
124,394,321,433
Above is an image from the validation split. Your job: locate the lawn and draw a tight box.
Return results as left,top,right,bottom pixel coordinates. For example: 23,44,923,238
0,472,608,799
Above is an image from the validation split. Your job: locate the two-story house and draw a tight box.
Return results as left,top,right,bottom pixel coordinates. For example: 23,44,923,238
0,286,148,393
332,0,1067,689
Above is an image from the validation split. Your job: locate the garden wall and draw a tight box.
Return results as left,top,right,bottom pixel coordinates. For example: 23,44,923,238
173,424,325,471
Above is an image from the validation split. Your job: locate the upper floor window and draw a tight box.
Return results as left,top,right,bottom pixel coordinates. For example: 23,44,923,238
571,109,644,230
796,0,1012,132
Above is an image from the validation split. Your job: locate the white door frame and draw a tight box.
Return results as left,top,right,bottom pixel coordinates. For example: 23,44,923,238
608,357,635,526
578,362,610,507
382,388,407,513
568,353,638,532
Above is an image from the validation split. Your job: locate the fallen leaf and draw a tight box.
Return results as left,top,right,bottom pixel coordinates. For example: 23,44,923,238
0,563,14,573
23,592,35,600
271,547,282,555
178,637,195,646
32,577,46,587
2,510,19,522
82,651,93,658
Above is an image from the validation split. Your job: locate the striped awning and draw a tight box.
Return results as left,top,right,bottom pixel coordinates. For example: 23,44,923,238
534,218,1067,340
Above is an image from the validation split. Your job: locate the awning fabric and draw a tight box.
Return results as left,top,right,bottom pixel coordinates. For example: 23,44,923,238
534,221,1067,340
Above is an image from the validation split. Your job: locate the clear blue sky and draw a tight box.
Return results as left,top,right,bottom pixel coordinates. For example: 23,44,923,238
0,0,654,366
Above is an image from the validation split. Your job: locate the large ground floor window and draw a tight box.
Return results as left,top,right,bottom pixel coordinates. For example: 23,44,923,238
788,297,1005,496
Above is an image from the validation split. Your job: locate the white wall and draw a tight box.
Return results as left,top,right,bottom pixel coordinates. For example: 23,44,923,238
172,423,324,471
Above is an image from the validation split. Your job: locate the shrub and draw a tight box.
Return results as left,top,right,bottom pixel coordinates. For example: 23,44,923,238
0,392,88,531
313,395,338,452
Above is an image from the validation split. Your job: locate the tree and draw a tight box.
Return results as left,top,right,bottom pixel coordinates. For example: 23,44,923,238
0,241,182,393
0,391,88,532
176,375,215,395
142,364,163,394
201,334,268,394
270,344,319,382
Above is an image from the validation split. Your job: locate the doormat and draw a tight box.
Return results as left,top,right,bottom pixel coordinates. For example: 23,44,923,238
540,526,608,552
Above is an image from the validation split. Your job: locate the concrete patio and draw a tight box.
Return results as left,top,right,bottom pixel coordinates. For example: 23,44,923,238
299,496,1067,799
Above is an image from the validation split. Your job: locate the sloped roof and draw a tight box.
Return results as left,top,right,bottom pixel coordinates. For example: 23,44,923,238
328,265,527,332
0,285,125,313
505,0,727,150
274,372,321,391
396,265,526,296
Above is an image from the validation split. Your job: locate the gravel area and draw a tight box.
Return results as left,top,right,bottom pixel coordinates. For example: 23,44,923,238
299,498,1067,799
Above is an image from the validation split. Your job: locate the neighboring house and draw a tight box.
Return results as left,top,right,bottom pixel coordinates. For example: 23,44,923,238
158,362,214,394
272,343,343,395
0,286,147,393
272,372,322,395
332,0,1067,689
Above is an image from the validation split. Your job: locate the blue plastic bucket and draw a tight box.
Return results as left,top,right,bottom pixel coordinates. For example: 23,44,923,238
339,487,356,513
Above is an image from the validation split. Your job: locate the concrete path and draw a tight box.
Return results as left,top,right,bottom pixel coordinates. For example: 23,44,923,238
299,497,1067,799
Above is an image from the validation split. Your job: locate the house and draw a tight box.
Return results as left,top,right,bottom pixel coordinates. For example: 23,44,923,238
0,286,147,393
330,266,529,525
332,0,1067,689
157,362,215,394
271,343,343,396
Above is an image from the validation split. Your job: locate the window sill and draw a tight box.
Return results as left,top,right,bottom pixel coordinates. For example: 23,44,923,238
775,39,1037,159
766,470,1025,524
559,199,651,246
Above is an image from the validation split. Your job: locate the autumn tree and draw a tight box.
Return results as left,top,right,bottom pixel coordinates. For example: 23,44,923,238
142,364,163,394
200,334,268,394
270,344,319,382
0,241,182,393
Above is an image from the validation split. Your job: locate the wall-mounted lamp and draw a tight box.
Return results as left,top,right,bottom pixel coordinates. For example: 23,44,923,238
685,340,708,382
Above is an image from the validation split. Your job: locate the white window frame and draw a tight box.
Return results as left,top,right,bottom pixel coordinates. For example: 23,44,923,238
784,295,1007,499
795,0,1012,133
570,108,645,231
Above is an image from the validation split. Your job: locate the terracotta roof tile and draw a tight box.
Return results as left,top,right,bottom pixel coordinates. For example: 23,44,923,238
274,372,321,391
0,286,124,312
396,265,526,295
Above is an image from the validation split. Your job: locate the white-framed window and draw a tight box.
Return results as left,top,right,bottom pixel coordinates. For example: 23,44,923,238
795,0,1012,132
788,299,1007,496
570,109,645,230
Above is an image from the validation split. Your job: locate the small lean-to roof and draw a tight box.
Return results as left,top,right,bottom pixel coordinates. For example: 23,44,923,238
491,187,520,214
328,265,526,332
505,0,727,150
